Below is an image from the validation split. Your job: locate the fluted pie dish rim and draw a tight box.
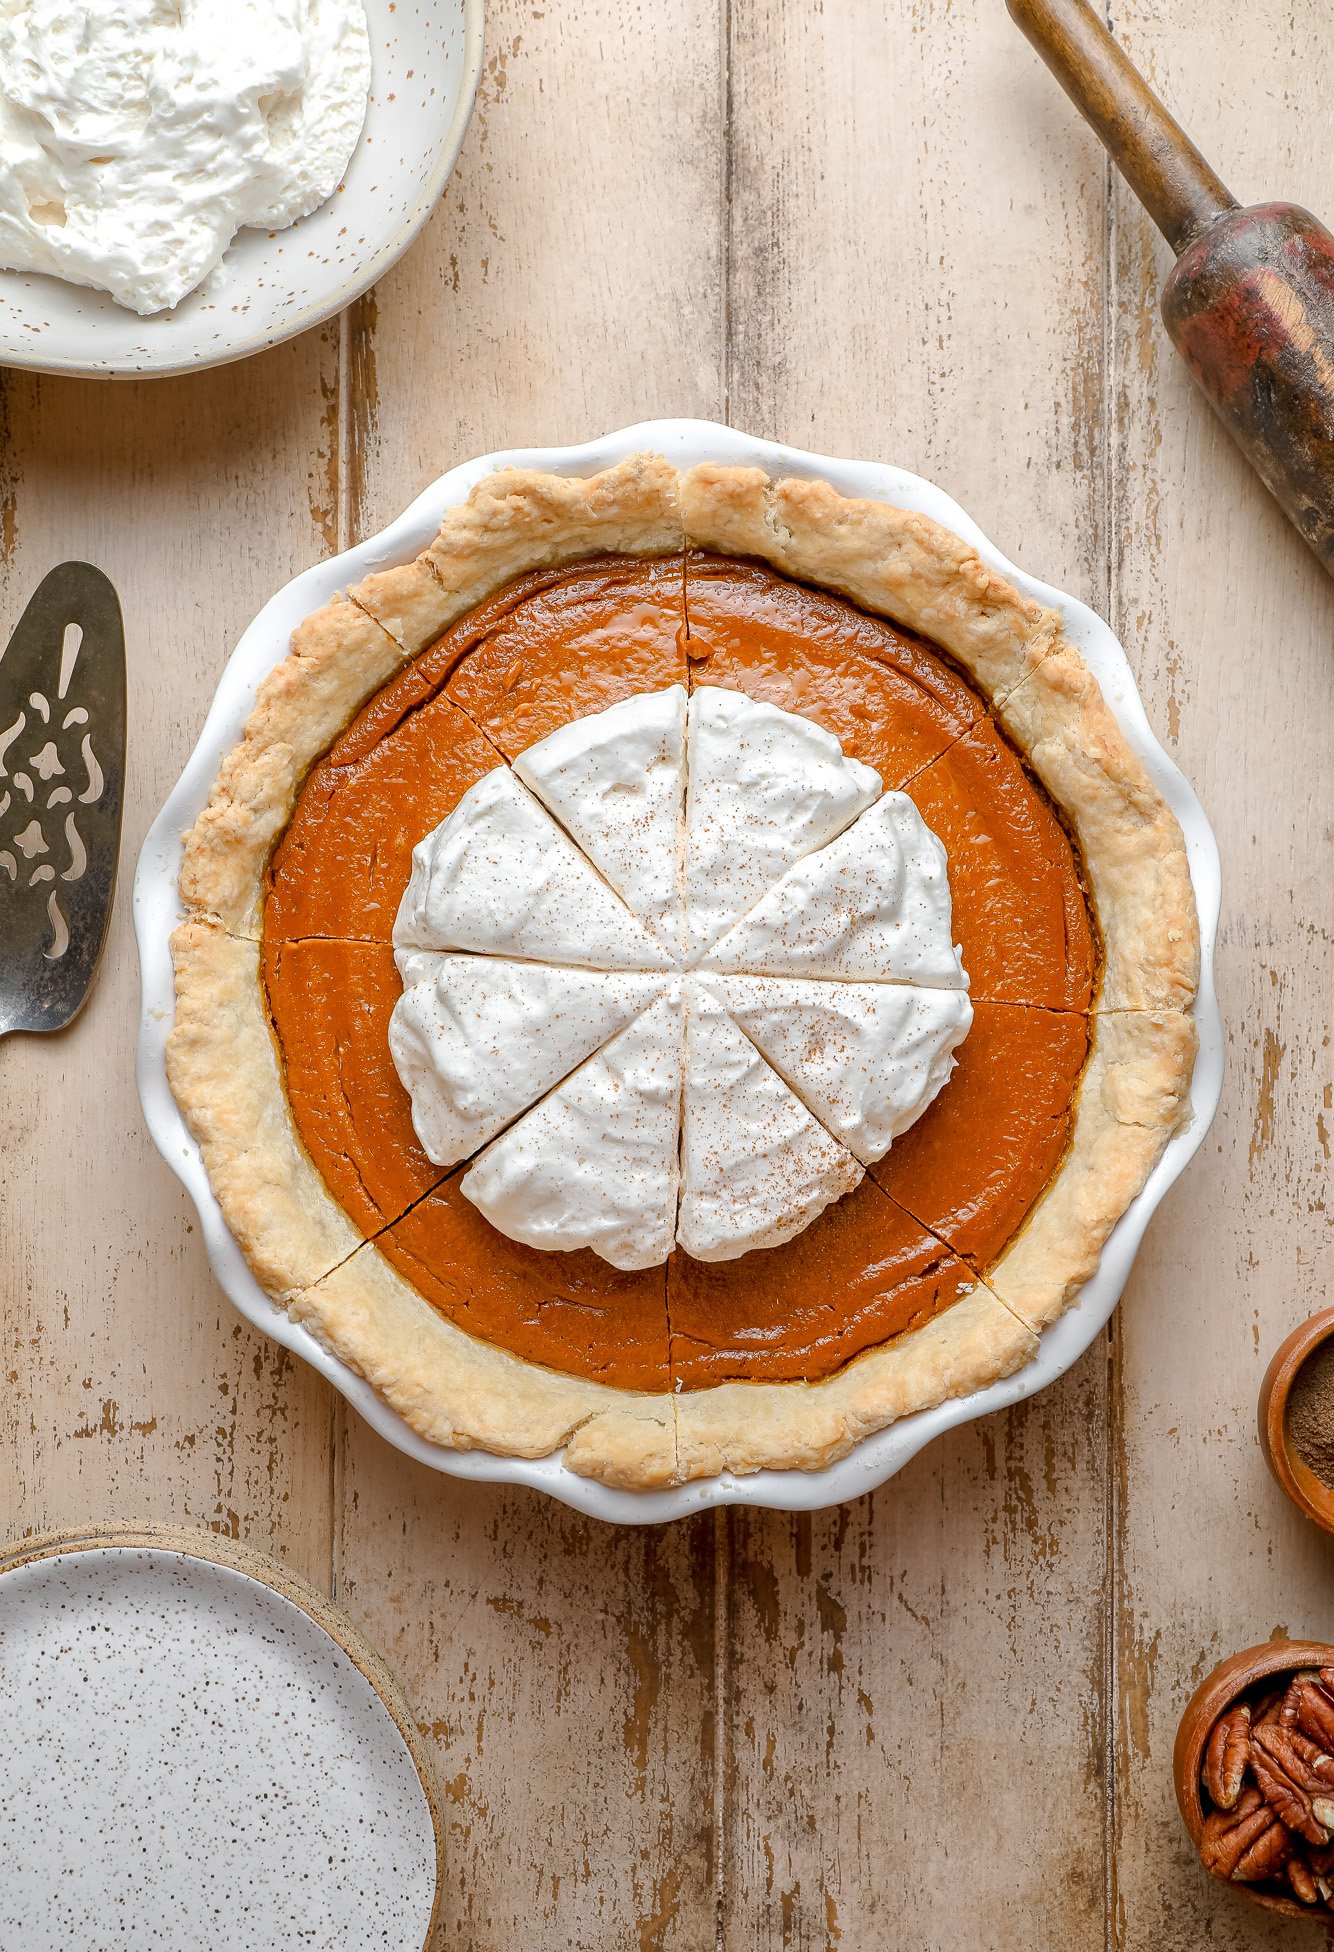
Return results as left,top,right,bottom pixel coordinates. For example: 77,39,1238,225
134,419,1222,1522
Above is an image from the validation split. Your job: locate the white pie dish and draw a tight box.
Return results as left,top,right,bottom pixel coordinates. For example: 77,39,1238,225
0,0,484,379
134,418,1223,1524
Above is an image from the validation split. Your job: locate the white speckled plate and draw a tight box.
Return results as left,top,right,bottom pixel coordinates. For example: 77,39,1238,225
0,0,484,378
134,418,1223,1525
0,1528,442,1949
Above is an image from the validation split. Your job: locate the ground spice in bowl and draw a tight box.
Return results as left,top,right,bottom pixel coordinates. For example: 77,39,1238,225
1286,1338,1334,1491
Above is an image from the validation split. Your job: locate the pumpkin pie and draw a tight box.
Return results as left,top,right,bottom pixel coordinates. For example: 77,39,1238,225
167,455,1198,1489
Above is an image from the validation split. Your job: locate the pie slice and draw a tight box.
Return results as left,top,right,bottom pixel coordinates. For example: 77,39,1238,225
677,983,864,1263
682,551,983,785
668,1170,983,1387
682,684,881,960
702,790,966,989
388,955,666,1170
394,766,674,971
869,999,1091,1266
378,1169,674,1392
513,685,688,961
461,987,684,1271
709,972,973,1165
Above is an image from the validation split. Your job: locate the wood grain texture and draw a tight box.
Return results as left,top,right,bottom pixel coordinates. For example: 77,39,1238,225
0,344,340,1588
718,3,1111,1944
1,0,1330,1945
337,6,725,1946
1106,1,1334,1945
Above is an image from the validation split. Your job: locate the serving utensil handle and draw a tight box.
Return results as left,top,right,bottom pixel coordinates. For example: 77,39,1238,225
1008,0,1334,576
1005,0,1236,254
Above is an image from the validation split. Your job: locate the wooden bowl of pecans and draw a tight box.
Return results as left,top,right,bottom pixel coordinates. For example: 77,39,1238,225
1175,1642,1334,1917
1258,1307,1334,1534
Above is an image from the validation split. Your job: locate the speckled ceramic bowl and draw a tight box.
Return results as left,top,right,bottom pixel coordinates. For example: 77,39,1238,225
0,0,484,378
134,419,1224,1524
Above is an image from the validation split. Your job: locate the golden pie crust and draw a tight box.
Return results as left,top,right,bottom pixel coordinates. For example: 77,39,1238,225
168,454,1199,1490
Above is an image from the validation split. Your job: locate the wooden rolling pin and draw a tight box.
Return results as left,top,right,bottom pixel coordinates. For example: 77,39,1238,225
1007,0,1334,577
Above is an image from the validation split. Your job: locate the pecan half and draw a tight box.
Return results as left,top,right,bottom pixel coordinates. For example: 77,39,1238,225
1274,1724,1334,1783
1236,1819,1295,1882
1280,1673,1315,1729
1296,1676,1334,1753
1251,1723,1334,1846
1251,1687,1285,1732
1202,1702,1252,1811
1288,1854,1321,1905
1200,1787,1292,1882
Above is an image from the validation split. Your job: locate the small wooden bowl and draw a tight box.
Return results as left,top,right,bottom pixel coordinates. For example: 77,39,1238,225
1174,1640,1334,1919
1258,1307,1334,1535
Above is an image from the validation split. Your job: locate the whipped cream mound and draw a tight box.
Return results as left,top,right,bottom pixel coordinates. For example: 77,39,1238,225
677,983,864,1263
389,956,666,1171
389,685,972,1267
396,767,674,974
701,790,967,989
462,987,684,1272
514,685,688,962
0,0,371,316
683,686,881,961
708,974,973,1165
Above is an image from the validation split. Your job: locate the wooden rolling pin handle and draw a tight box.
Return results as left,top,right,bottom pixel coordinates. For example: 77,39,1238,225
1008,0,1334,577
1005,0,1236,252
1164,205,1334,572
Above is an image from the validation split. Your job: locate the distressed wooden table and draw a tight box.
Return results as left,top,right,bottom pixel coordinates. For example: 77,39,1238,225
2,3,1331,1945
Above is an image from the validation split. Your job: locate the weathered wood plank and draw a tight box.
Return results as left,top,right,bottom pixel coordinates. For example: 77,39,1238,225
337,1449,717,1952
0,339,341,1585
718,1,1113,1943
724,1382,1110,1951
335,4,725,1946
342,0,727,529
1106,2,1334,1945
725,0,1109,606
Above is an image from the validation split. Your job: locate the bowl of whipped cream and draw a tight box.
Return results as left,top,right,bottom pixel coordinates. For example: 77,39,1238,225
0,0,484,376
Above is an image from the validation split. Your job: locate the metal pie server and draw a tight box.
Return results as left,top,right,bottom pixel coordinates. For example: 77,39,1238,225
0,564,125,1040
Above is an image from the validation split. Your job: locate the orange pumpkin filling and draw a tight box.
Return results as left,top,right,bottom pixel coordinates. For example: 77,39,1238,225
260,937,438,1232
869,1000,1091,1268
682,551,982,782
666,1176,977,1388
262,554,1096,1392
905,722,1097,1010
